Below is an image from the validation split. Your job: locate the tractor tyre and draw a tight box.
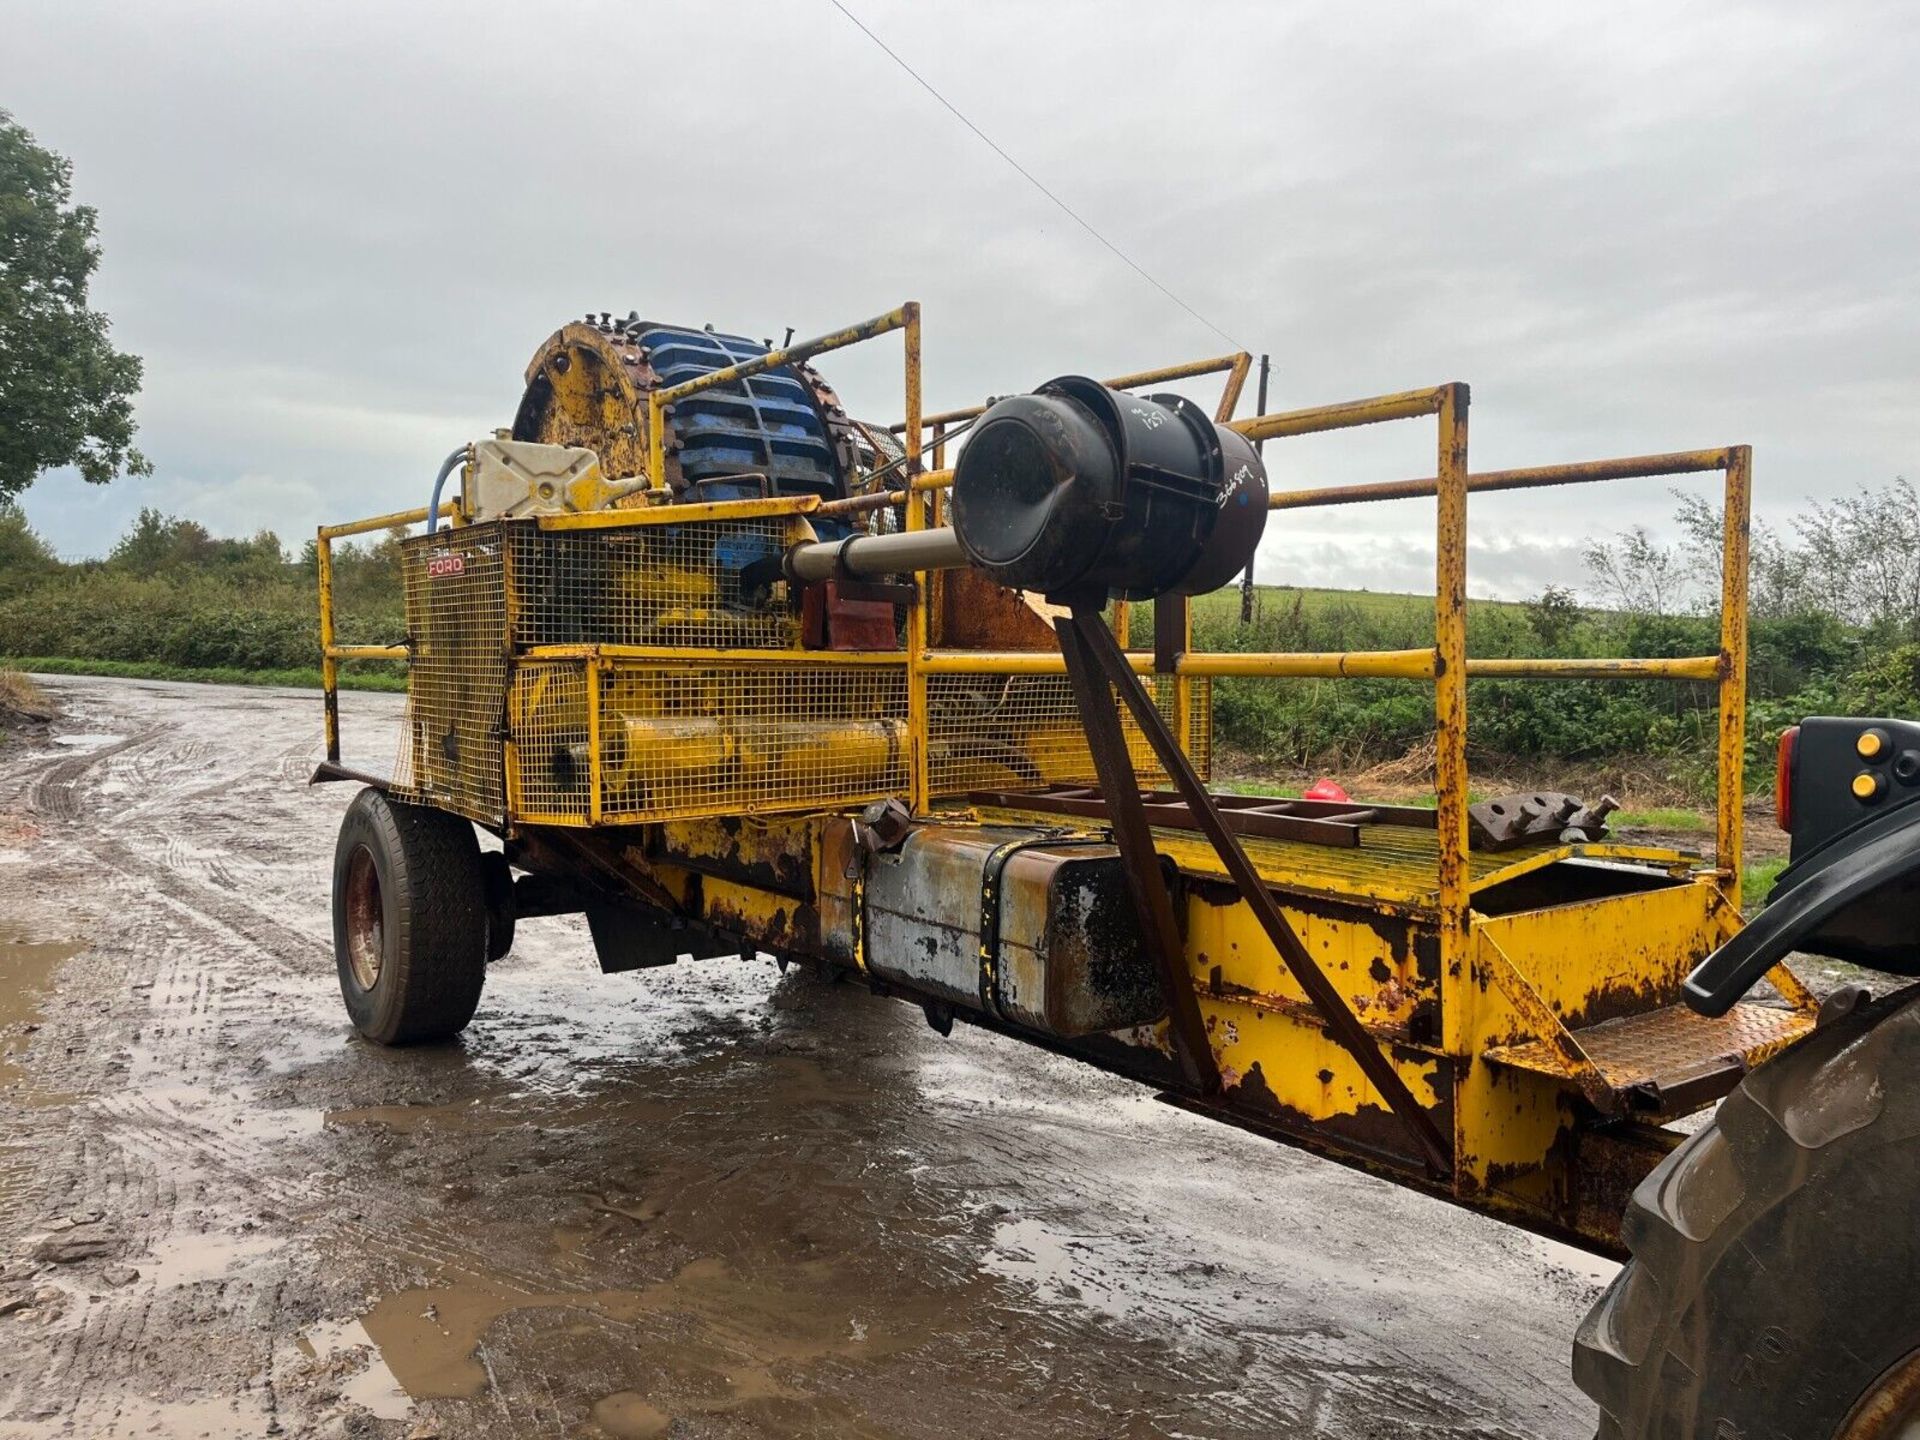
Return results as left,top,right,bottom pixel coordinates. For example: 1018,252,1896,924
481,851,516,963
1573,983,1920,1439
331,787,488,1045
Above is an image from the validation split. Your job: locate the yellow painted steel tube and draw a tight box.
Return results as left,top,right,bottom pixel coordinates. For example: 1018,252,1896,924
903,302,929,814
1266,448,1736,511
903,353,1250,432
914,650,1711,681
317,503,455,540
586,654,603,825
1230,385,1450,443
1433,384,1473,1054
1192,649,1437,678
1717,445,1753,902
1213,352,1254,423
814,469,957,519
524,644,907,666
326,644,409,662
915,648,1438,679
649,305,912,488
316,534,339,763
1466,656,1721,680
536,495,819,529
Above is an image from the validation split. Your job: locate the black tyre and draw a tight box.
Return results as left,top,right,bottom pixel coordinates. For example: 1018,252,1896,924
481,850,515,963
1574,984,1920,1439
331,787,488,1045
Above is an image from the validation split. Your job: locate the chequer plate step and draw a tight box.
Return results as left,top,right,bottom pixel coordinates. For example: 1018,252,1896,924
1483,999,1814,1098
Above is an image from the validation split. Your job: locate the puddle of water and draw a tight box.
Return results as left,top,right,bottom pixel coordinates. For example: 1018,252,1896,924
592,1391,672,1439
347,1252,926,1408
297,1316,412,1421
324,1097,503,1134
52,732,125,749
982,1215,1144,1323
144,1228,286,1288
0,934,82,1092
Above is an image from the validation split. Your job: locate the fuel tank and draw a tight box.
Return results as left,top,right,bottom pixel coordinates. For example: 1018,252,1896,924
851,824,1169,1038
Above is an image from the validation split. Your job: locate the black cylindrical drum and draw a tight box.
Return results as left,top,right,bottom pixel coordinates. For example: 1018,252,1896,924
951,377,1268,601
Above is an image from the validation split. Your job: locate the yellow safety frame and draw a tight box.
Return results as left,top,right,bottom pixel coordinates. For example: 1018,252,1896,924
318,308,1751,917
310,301,1818,1250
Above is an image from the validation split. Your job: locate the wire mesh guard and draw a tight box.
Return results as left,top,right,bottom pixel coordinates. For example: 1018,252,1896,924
505,517,796,651
926,673,1211,795
392,526,510,823
396,516,1212,828
511,661,910,824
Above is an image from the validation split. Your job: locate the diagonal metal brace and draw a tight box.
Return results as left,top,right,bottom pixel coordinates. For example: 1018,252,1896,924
1063,603,1453,1178
1055,616,1220,1095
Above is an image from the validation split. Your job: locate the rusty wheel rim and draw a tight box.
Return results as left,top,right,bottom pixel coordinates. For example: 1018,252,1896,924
343,843,384,991
1838,1348,1920,1439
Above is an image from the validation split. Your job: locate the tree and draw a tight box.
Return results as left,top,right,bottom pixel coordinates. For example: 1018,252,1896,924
1794,478,1920,637
0,110,149,500
1524,584,1581,650
0,502,57,598
1582,525,1693,617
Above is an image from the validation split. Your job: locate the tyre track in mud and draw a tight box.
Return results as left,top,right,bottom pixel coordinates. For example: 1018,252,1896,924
2,714,282,1433
2,699,734,1433
0,677,1603,1439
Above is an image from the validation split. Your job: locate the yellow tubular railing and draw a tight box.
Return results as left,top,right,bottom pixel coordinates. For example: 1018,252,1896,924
1196,428,1751,908
911,391,1752,1048
315,501,456,764
646,306,916,490
312,306,1750,925
898,351,1254,436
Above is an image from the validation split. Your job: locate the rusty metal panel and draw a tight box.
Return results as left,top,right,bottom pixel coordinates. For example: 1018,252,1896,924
863,826,1165,1038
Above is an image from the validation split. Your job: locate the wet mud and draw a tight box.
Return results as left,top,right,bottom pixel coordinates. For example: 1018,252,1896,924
0,675,1612,1438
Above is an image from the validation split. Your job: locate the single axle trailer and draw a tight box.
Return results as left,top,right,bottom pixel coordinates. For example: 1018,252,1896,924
315,302,1920,1439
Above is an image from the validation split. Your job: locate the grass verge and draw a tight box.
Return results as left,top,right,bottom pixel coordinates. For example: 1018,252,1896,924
1742,857,1790,907
1,657,406,693
1,668,58,727
1612,806,1712,832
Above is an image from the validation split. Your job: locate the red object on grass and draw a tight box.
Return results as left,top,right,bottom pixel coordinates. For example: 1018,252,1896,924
1303,779,1350,803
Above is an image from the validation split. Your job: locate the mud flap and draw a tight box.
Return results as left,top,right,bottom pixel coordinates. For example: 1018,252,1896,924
585,903,734,973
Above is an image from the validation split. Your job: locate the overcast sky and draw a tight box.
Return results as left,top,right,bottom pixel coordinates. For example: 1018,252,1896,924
4,0,1916,599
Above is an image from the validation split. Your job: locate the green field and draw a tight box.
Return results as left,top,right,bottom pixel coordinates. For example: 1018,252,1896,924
1191,583,1524,624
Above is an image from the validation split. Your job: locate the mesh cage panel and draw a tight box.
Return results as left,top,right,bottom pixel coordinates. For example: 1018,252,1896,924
392,512,1212,828
927,674,1211,796
506,518,795,650
600,664,910,822
507,661,591,821
393,525,509,823
506,660,910,825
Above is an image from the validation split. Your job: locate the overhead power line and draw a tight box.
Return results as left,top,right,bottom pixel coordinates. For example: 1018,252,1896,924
827,1,1247,352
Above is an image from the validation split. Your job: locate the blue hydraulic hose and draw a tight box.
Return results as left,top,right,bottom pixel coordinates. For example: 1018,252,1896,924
424,447,468,534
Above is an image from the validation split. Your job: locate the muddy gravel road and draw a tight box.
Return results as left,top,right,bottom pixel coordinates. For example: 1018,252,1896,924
0,675,1616,1440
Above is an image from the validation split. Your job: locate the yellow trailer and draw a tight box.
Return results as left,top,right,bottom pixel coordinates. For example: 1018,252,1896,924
313,302,1920,1440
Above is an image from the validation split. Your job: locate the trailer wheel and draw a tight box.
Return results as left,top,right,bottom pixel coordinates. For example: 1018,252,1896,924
1574,984,1920,1439
331,788,488,1045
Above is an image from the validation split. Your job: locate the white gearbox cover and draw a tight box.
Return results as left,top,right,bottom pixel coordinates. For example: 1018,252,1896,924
465,439,643,520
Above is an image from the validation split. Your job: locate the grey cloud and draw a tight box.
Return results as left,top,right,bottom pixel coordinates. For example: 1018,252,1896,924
3,0,1913,607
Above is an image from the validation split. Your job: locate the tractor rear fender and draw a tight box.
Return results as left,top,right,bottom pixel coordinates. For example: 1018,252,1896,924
1686,798,1920,1015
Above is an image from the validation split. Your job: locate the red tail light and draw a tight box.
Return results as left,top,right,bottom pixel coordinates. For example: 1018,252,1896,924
1775,725,1800,832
